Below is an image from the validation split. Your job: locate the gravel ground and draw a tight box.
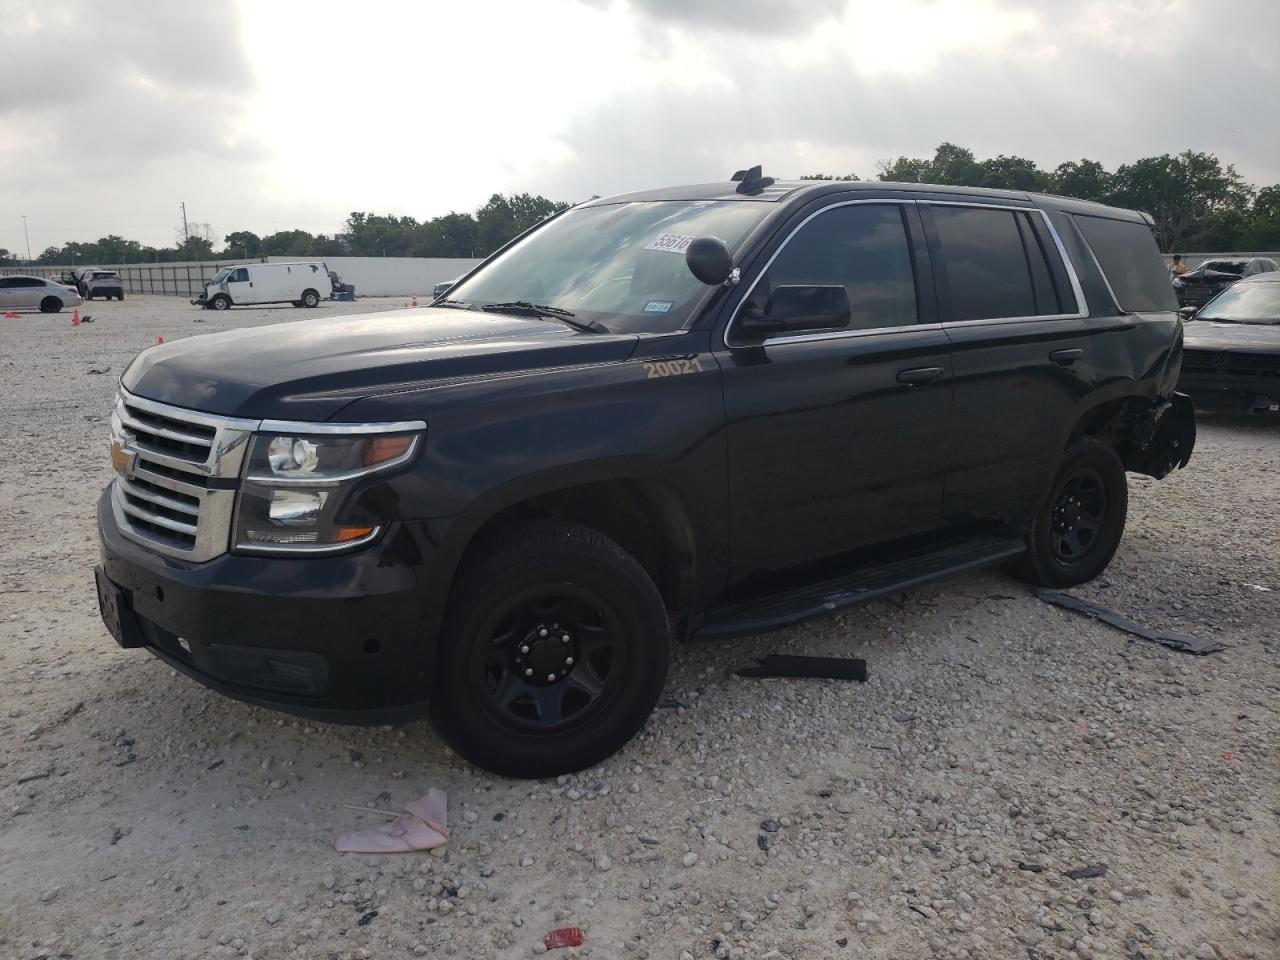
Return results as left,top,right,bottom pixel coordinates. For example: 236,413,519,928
0,296,1276,960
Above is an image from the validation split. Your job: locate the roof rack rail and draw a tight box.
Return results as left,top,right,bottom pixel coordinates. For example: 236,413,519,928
731,164,775,195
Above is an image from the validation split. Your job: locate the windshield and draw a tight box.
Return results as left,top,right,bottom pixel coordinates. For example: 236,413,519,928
1202,260,1246,276
211,268,232,283
445,201,772,333
1197,282,1280,324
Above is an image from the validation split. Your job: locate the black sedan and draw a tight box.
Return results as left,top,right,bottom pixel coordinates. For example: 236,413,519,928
1179,274,1280,412
1173,256,1278,308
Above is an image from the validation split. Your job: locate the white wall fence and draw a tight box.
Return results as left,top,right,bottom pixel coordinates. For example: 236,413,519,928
1,256,482,299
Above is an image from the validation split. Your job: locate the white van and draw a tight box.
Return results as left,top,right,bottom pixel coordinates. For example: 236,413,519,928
193,261,334,310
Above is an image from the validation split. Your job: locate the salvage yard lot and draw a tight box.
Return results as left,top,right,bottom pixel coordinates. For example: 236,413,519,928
0,296,1276,960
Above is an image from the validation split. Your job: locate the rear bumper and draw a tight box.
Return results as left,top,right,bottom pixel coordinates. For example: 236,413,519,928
96,487,447,723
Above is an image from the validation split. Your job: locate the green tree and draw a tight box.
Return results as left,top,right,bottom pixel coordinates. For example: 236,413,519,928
417,211,480,257
979,155,1049,191
800,172,860,181
1050,160,1112,203
876,156,930,183
1109,151,1252,252
224,230,262,259
877,143,983,186
1239,186,1280,249
474,193,570,256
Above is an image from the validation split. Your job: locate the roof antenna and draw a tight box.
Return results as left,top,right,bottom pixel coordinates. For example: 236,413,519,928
733,164,775,195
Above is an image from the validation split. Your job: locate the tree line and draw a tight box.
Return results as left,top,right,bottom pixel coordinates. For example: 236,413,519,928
5,193,570,268
807,143,1278,253
4,145,1277,268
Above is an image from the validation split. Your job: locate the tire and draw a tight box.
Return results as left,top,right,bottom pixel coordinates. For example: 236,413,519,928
40,296,62,313
431,520,670,778
1006,438,1128,588
210,294,232,311
117,293,125,301
301,289,320,308
290,300,304,307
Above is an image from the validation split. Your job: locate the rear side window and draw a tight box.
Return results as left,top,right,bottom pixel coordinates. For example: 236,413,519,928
930,206,1068,322
1075,215,1177,312
753,203,918,331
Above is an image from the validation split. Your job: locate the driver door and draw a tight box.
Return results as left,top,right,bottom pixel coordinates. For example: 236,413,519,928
716,200,953,579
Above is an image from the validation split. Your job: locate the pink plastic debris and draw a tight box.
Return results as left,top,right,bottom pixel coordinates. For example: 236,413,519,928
335,787,448,854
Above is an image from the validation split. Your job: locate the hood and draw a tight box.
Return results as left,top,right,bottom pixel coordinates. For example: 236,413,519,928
122,307,640,420
1184,319,1280,353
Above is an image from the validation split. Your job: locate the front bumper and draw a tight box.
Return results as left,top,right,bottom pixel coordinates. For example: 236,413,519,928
96,487,445,723
1179,355,1280,413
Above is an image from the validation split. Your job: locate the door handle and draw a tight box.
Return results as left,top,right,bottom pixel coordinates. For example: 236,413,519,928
1049,348,1082,366
896,366,944,386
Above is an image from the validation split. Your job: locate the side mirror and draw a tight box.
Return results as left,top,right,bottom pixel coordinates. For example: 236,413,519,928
1178,305,1197,321
740,285,851,336
432,279,458,299
685,236,734,286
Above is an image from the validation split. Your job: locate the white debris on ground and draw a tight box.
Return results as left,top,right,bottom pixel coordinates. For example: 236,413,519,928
0,296,1276,960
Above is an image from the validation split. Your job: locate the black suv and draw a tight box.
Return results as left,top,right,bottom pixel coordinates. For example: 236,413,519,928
95,170,1194,778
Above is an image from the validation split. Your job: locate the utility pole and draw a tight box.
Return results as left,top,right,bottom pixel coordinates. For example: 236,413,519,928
21,215,32,263
180,202,190,247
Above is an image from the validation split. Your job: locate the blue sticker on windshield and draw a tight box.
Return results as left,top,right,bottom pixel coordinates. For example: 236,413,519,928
644,300,673,314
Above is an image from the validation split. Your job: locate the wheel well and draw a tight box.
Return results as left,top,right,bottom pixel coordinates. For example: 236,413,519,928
460,480,697,619
1068,397,1158,471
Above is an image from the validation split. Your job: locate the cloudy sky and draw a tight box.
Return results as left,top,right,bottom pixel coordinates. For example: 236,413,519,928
2,0,1277,254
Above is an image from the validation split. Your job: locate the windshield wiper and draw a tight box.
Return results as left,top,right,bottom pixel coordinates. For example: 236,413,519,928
480,301,608,334
432,298,472,309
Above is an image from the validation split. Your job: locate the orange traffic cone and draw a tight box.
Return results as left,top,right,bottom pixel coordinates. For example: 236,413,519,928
3,310,18,319
71,307,81,326
157,336,165,345
411,294,418,307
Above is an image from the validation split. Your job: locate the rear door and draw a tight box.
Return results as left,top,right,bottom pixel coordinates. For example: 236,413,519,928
717,199,954,579
921,201,1091,532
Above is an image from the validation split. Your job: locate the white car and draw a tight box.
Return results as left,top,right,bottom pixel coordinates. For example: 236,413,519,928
0,274,84,313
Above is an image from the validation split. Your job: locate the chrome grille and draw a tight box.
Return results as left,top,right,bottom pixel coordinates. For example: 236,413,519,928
109,389,258,561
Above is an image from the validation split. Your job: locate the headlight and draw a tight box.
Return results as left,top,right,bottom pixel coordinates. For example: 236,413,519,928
233,428,421,553
1172,278,1185,289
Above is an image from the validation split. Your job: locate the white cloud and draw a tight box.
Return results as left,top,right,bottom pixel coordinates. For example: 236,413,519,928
1,0,1276,254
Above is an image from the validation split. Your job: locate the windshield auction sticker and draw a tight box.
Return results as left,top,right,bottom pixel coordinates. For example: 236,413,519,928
644,234,697,254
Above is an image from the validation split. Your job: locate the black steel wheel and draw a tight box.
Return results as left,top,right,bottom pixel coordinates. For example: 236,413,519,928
1048,467,1108,564
39,296,62,313
469,585,621,733
433,521,670,778
1007,438,1127,588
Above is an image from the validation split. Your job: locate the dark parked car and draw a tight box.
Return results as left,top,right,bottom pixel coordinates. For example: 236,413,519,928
95,171,1194,777
1173,256,1278,308
1179,273,1280,412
